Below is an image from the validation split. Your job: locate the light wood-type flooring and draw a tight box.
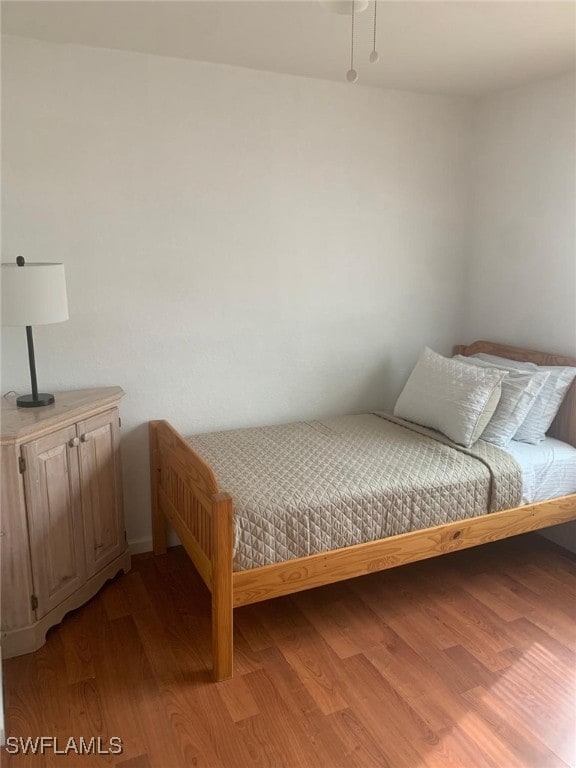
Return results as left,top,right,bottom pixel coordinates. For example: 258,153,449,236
3,534,575,767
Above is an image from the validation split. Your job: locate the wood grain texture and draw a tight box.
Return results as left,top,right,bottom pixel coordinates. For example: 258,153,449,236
212,493,234,681
2,535,575,768
0,387,125,444
153,420,220,499
21,424,86,616
232,495,576,607
158,485,213,589
78,409,126,577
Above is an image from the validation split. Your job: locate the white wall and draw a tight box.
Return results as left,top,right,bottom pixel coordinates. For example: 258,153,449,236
465,72,576,550
1,36,470,550
465,72,576,354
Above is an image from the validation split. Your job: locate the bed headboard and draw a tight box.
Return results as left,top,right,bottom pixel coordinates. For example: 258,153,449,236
453,340,576,448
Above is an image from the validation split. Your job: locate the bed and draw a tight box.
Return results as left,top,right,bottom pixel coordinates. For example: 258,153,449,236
149,341,576,681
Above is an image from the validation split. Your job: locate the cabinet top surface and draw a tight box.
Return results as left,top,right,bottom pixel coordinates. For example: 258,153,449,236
1,387,124,442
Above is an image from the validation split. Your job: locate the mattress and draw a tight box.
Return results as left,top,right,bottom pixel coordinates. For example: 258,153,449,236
187,413,522,571
505,436,576,504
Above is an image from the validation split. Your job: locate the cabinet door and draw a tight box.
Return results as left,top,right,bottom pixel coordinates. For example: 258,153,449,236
22,425,86,618
77,408,125,577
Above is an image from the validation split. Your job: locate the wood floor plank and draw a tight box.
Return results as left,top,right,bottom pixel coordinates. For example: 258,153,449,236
492,572,576,646
234,605,274,653
362,629,462,725
326,707,399,768
216,676,260,723
290,597,362,659
230,632,267,677
130,608,190,685
2,534,575,768
506,561,576,604
251,649,324,720
93,614,180,766
427,587,515,654
249,657,355,768
253,598,350,715
58,605,97,685
338,654,432,768
431,723,514,768
292,588,397,662
482,647,576,764
187,678,266,767
441,644,498,692
458,572,526,622
102,570,153,621
116,756,153,768
387,613,499,694
462,685,571,768
153,683,227,767
242,668,349,768
504,617,576,683
418,599,516,672
264,628,349,716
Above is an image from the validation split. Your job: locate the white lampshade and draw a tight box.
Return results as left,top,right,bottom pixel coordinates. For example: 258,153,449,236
1,262,69,326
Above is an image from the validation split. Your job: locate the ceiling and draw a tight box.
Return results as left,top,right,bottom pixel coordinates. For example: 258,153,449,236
2,1,575,96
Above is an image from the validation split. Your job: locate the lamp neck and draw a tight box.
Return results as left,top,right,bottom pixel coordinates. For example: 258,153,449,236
25,325,39,401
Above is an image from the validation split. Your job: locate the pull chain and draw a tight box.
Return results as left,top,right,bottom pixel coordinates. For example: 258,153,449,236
346,0,358,82
369,1,379,63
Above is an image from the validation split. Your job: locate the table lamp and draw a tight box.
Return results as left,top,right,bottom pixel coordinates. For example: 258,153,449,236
1,256,69,407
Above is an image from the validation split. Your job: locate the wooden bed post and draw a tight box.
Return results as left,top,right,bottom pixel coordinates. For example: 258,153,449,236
211,492,234,681
149,421,167,556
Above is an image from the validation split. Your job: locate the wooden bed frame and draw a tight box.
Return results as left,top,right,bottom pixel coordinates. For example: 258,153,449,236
149,341,576,681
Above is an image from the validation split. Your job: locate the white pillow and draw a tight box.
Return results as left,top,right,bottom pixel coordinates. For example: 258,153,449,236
454,355,550,447
474,354,576,445
394,347,505,448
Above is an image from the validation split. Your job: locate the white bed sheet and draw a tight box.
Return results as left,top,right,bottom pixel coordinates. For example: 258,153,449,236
505,436,576,504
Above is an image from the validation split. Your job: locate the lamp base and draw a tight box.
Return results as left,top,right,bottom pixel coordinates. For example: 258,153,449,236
17,393,55,408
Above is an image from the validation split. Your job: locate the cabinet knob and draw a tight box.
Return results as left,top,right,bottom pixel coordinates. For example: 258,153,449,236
80,433,91,443
69,437,80,447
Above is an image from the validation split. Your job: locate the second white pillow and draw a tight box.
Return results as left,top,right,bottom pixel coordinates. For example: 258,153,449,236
454,355,550,447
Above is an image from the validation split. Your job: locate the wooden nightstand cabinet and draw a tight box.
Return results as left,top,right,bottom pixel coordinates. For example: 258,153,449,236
1,388,131,657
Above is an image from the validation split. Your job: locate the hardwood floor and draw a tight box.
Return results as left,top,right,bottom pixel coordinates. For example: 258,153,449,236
2,534,575,767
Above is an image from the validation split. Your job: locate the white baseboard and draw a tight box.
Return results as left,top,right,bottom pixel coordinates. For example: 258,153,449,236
128,537,153,555
128,530,181,556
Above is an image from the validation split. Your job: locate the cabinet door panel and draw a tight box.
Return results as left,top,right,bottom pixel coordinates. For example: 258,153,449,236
77,409,125,576
0,446,35,632
22,426,86,617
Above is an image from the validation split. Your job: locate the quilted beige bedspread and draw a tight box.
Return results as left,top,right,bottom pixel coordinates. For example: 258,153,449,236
187,413,522,572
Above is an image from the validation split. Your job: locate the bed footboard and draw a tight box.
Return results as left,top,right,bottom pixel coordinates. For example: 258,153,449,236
149,420,234,680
